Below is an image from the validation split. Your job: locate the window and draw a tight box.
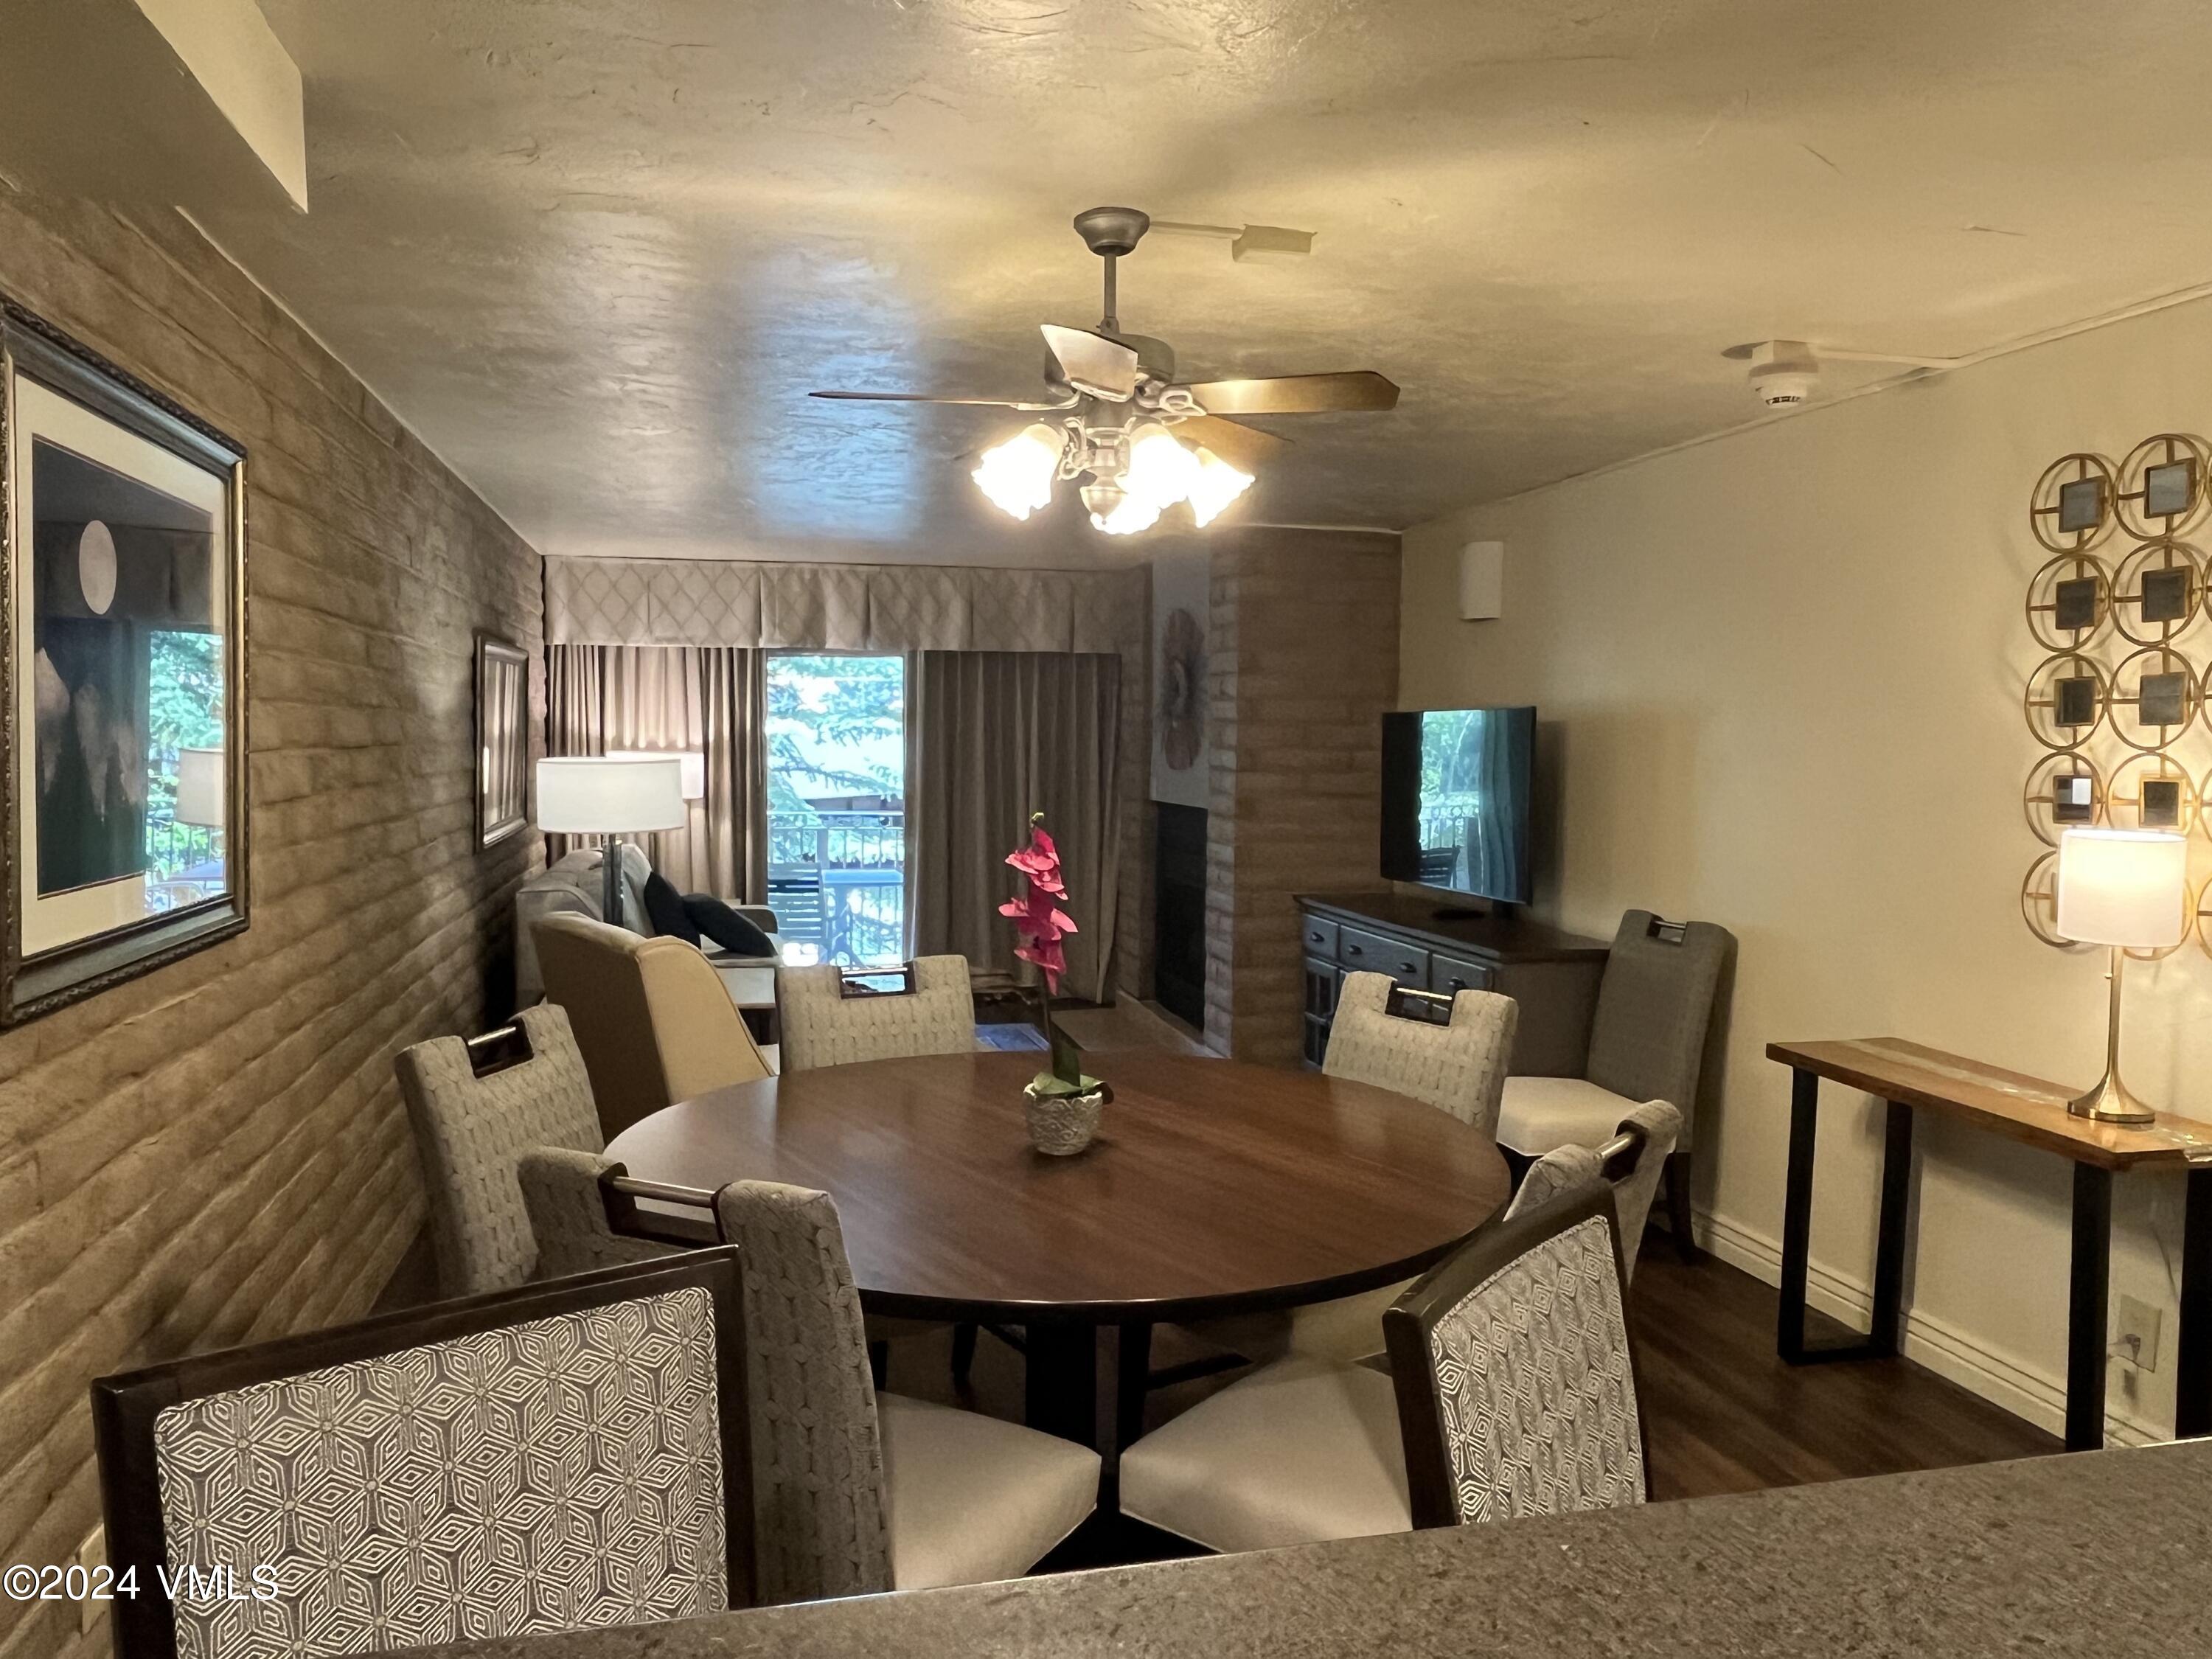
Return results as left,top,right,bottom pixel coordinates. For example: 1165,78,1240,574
765,653,905,968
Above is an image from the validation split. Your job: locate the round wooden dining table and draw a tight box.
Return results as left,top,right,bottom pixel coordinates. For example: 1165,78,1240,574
605,1048,1510,1453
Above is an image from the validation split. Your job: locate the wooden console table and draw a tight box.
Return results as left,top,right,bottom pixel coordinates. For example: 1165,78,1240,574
1767,1037,2212,1450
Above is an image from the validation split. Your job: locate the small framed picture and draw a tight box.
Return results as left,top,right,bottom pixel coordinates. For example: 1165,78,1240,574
2058,477,2107,534
2056,675,2098,728
2053,576,2101,633
2140,566,2192,625
2138,670,2188,728
475,634,529,848
2053,773,2097,823
2,305,248,1025
2140,776,2184,828
2145,459,2197,519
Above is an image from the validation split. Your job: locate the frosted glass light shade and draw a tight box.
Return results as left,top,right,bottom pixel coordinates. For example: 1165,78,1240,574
2056,828,2187,947
609,748,706,801
173,747,225,829
973,424,1061,520
536,756,685,834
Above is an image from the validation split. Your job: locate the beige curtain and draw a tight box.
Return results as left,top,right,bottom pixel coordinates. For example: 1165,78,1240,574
547,644,768,902
908,651,1122,1002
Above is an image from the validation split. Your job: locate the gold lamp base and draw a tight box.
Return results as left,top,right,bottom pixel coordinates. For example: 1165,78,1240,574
2067,945,2158,1126
2067,1071,2156,1126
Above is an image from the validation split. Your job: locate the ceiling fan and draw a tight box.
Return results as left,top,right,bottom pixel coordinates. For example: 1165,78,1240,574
810,206,1400,535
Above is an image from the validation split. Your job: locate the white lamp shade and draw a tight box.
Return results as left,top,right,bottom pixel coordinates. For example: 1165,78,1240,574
173,747,225,829
608,748,706,801
2056,828,2188,947
536,756,686,834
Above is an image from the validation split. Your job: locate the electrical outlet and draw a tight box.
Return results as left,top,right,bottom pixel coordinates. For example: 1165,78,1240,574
75,1523,105,1635
2114,1295,2163,1372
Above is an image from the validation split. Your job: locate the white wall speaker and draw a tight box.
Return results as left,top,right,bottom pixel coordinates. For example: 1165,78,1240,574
1458,540,1503,620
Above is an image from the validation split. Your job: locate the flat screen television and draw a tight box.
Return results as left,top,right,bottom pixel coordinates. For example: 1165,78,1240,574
1380,706,1537,905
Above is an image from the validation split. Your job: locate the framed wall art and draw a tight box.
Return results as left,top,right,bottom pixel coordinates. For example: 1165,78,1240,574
1,302,248,1024
475,632,528,847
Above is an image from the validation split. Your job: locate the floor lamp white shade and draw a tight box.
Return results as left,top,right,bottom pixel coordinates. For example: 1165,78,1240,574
2055,827,2186,1124
608,748,706,801
173,748,226,830
2056,828,2187,947
536,756,687,835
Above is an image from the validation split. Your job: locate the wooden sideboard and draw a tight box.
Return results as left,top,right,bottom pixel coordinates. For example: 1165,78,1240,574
1295,893,1610,1074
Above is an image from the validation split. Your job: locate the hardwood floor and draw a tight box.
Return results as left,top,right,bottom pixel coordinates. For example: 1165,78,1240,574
886,1236,2060,1513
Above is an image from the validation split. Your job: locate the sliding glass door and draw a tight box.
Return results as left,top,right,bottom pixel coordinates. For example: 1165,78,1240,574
765,653,905,967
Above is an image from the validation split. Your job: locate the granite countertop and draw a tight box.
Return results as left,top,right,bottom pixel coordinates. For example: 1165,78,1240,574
418,1441,2212,1659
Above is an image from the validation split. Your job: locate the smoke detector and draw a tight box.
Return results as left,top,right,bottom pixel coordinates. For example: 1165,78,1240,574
1747,341,1820,408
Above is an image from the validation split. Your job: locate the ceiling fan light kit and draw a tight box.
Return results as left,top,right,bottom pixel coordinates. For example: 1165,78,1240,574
816,206,1399,538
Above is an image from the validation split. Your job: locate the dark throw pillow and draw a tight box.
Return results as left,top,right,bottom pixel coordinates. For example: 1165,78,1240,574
683,894,774,958
641,869,700,944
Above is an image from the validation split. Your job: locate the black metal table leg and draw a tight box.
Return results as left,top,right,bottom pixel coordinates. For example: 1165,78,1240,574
2176,1169,2212,1440
1779,1069,1914,1365
2066,1163,2115,1453
1023,1321,1099,1447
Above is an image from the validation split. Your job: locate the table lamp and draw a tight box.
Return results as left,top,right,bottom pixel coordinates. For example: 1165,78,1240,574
537,755,686,927
608,748,706,801
173,747,225,831
2056,827,2188,1124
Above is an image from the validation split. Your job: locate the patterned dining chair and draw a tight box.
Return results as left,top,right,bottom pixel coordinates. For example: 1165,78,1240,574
712,1180,1099,1601
776,956,976,1073
517,1147,704,1279
91,1252,754,1659
1117,1184,1644,1554
394,1004,605,1296
1322,972,1518,1134
1187,974,1520,1368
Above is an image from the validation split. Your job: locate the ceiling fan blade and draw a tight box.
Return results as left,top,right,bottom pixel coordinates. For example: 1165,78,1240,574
810,390,1051,408
1180,370,1399,415
1177,414,1288,473
1041,323,1140,401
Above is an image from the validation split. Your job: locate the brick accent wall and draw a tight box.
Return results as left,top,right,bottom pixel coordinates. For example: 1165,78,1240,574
0,193,542,1659
1203,530,1399,1061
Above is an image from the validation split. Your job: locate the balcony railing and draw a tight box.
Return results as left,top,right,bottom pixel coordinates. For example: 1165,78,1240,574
768,810,905,967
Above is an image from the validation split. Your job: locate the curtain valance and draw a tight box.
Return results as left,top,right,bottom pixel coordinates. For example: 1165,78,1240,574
546,557,1145,655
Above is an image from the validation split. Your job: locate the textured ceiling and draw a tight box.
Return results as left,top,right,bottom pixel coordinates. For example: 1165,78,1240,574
189,0,2212,566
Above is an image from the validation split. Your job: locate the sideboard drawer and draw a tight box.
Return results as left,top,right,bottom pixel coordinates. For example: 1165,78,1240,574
1301,916,1340,959
1428,951,1495,997
1338,924,1428,987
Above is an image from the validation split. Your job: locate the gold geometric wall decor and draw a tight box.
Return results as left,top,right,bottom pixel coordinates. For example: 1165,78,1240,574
2110,751,2197,833
2030,453,2118,554
2109,643,2199,750
2023,650,2109,749
2112,539,2202,645
2116,433,2211,541
2020,850,2090,950
2025,437,2212,948
2027,551,2114,651
2023,751,2104,844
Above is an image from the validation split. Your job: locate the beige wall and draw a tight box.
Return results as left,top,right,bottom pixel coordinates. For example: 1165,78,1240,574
0,192,542,1659
1401,298,2212,1443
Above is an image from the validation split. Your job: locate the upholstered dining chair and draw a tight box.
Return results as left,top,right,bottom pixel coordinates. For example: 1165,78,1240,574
91,1252,754,1659
535,912,774,1139
394,1003,605,1296
1179,974,1520,1372
1117,1183,1644,1554
1495,909,1733,1262
712,1179,1099,1599
1322,972,1520,1134
776,955,977,1073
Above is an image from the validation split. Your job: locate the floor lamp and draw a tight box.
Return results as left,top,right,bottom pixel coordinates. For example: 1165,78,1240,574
536,756,686,927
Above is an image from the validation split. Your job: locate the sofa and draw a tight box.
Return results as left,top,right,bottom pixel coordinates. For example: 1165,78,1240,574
515,846,778,1004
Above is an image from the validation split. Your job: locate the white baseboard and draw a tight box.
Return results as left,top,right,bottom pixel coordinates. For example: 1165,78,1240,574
1682,1205,2164,1447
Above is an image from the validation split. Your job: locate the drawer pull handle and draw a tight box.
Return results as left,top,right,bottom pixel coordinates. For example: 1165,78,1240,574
1346,944,1363,956
1447,978,1466,992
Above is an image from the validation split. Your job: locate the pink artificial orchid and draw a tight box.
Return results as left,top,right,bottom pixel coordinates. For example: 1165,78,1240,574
1000,818,1078,992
